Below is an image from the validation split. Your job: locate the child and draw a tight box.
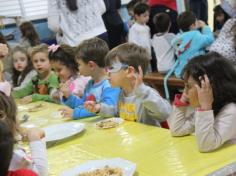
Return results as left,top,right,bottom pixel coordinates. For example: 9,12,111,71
128,3,152,72
0,32,12,81
0,121,38,176
152,12,175,74
13,44,59,104
12,45,37,91
59,38,120,120
99,43,171,126
127,0,143,27
48,44,90,100
171,11,214,78
213,5,230,36
19,21,40,48
0,43,9,81
168,52,236,152
0,83,47,175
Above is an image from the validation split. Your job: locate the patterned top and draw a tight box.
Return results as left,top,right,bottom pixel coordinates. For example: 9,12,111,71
48,0,107,46
210,18,236,64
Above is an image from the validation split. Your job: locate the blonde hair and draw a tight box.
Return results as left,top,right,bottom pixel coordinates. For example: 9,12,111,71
29,44,49,59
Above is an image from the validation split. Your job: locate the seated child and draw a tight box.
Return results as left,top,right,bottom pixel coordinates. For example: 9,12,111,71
0,43,9,81
11,45,37,91
168,52,236,152
152,12,175,74
19,21,40,48
48,44,90,101
87,43,172,127
0,83,47,175
59,37,120,120
171,11,214,78
13,44,59,104
0,121,38,176
213,5,230,36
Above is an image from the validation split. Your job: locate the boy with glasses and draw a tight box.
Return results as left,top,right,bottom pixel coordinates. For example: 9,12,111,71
86,43,172,127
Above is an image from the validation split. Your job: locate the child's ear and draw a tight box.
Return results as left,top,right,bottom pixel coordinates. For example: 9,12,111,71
126,66,136,78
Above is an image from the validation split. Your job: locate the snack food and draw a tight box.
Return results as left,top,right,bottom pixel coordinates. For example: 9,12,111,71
95,119,119,129
28,104,44,112
79,165,123,176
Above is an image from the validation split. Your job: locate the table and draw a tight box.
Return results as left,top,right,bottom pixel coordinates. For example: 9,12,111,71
18,101,236,176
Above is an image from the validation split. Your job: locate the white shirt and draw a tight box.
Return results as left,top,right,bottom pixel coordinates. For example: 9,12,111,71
152,33,176,73
168,103,236,152
128,22,151,56
48,0,107,46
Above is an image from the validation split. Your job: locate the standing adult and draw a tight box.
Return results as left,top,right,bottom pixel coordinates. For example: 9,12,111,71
188,0,208,23
102,0,125,49
48,0,107,46
147,0,178,36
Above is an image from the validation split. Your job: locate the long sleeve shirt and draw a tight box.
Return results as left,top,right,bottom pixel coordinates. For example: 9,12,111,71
168,95,236,152
104,83,172,127
13,72,59,102
62,79,120,120
9,140,48,176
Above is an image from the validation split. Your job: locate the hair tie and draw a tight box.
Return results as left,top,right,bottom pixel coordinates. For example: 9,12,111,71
48,44,60,53
0,81,11,97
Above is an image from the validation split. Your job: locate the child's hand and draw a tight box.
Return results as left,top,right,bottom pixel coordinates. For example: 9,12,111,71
131,66,143,89
0,44,9,59
84,101,101,113
195,74,213,110
180,87,189,103
26,128,45,142
59,107,73,119
59,82,70,98
197,20,206,28
52,90,61,102
20,95,33,104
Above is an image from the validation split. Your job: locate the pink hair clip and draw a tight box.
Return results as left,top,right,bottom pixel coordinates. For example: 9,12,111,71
0,81,11,96
48,44,60,53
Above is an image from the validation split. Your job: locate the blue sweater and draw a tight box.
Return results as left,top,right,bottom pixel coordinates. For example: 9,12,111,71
171,26,214,78
62,79,120,120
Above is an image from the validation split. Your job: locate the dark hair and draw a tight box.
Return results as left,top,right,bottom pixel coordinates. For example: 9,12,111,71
19,21,40,47
0,32,7,45
49,44,78,74
133,3,149,16
127,0,141,10
66,0,78,11
75,37,109,68
0,92,18,138
213,5,230,32
0,121,14,176
153,12,171,33
183,52,236,115
177,11,196,32
105,43,149,75
12,45,34,87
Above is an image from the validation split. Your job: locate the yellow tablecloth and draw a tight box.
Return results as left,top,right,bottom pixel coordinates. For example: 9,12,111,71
17,102,236,176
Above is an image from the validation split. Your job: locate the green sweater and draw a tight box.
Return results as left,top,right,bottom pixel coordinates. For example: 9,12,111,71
13,72,59,102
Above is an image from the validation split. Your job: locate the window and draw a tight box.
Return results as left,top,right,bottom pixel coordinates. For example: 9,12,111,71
0,0,47,25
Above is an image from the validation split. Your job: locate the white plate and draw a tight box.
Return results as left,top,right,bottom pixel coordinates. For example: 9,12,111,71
60,158,136,176
43,122,85,143
95,118,124,129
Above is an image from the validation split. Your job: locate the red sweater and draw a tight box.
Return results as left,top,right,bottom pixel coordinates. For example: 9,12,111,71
148,0,177,11
8,169,37,176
